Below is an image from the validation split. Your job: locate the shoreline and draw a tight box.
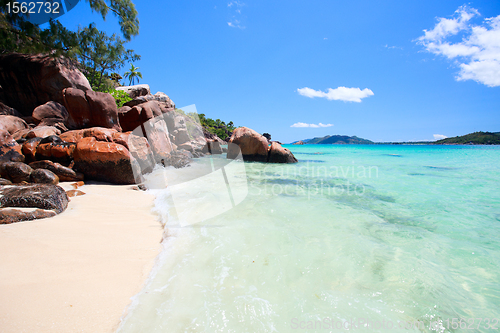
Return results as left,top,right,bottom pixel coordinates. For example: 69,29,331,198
0,183,164,333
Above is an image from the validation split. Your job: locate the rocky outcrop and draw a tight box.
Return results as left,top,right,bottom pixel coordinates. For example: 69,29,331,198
227,127,297,163
36,141,76,164
59,127,115,143
13,126,61,140
0,53,91,116
62,88,121,131
0,130,24,162
0,161,33,183
0,183,69,213
161,150,192,169
0,178,12,185
73,137,136,184
140,117,174,159
0,102,22,117
116,84,150,98
22,137,43,162
29,160,83,182
0,53,215,187
29,168,59,184
227,127,269,162
203,128,226,144
293,140,305,145
202,140,223,154
0,115,30,135
118,100,162,132
123,91,175,110
0,209,57,224
32,101,69,128
268,142,298,163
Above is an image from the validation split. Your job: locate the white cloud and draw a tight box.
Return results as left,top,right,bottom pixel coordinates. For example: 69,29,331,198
384,44,403,50
290,122,334,128
417,6,500,87
433,134,448,140
227,19,245,29
227,1,245,29
419,6,478,42
297,86,374,102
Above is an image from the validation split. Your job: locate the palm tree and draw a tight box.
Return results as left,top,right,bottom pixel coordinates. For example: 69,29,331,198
123,63,143,86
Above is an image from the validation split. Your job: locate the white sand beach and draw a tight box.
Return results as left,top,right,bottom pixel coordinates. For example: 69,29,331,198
0,183,164,333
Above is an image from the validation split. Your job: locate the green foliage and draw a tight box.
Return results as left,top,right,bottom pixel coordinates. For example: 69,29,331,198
123,63,142,85
1,0,139,54
91,73,116,92
77,23,140,89
103,88,132,108
83,0,139,41
435,132,500,145
194,113,236,140
0,0,140,90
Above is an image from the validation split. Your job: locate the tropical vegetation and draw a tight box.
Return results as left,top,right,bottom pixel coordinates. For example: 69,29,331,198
435,132,500,145
0,0,140,92
123,63,142,86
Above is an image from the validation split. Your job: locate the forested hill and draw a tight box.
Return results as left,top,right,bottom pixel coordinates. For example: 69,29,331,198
292,135,373,145
435,132,500,145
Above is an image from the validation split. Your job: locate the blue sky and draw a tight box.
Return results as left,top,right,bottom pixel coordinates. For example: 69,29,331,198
56,0,500,143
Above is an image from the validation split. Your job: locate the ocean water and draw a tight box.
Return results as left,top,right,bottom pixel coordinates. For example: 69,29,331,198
118,145,500,333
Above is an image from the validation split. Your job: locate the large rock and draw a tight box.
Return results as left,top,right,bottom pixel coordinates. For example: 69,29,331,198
0,115,30,135
61,87,92,128
227,127,269,162
118,100,162,132
0,209,57,224
36,141,76,164
123,91,175,110
0,101,22,117
152,92,175,109
73,137,136,184
138,117,174,160
30,169,59,184
0,178,12,185
13,125,61,141
22,137,42,162
62,88,121,131
268,142,298,163
126,133,156,180
32,101,69,126
0,183,68,214
0,53,91,116
162,150,192,169
0,129,24,162
116,84,150,98
0,161,33,183
85,90,121,131
202,140,222,154
203,128,226,144
59,127,118,144
29,160,83,182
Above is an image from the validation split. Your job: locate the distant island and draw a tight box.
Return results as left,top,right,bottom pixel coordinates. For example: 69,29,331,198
292,135,373,145
291,132,500,145
434,131,500,145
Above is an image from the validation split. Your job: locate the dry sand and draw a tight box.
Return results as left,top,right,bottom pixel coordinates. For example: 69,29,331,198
0,183,164,333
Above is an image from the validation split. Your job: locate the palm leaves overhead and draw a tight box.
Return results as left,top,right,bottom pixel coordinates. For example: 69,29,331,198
123,63,142,86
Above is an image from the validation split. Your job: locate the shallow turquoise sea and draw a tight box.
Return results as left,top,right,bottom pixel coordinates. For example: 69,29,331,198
118,145,500,332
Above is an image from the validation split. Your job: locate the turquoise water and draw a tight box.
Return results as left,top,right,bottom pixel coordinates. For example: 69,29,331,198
118,145,500,332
